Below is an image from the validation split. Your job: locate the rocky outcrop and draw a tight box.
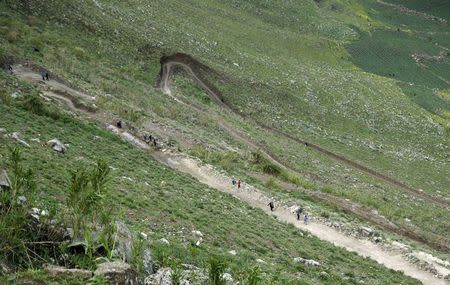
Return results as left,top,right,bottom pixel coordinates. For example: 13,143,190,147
46,138,67,153
94,261,142,285
44,264,93,279
294,257,321,266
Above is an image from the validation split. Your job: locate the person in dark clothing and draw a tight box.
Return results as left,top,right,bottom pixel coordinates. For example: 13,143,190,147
45,71,49,81
237,179,241,189
116,121,122,129
268,201,274,211
40,70,46,81
231,177,236,186
153,138,157,147
8,65,14,75
296,207,303,220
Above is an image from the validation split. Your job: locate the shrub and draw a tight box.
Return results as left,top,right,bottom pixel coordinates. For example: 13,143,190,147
208,256,227,285
66,160,111,238
246,266,262,285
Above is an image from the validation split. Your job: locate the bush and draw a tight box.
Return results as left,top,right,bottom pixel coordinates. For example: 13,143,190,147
208,256,227,285
66,160,110,238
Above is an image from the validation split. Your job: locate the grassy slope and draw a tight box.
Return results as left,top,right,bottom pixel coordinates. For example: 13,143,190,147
0,102,418,284
0,0,448,280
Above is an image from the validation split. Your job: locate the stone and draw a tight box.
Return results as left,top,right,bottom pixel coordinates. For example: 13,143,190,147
113,221,133,262
94,261,142,285
107,125,120,134
44,264,92,279
159,238,170,245
144,267,172,285
46,138,67,153
11,132,30,147
143,249,156,275
0,128,6,133
0,169,11,190
140,232,148,240
192,230,203,237
17,195,27,204
359,226,373,237
222,272,234,283
228,250,237,256
294,257,321,266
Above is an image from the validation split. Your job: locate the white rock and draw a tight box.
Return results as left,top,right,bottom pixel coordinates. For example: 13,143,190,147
46,139,67,153
192,230,203,237
222,272,233,283
294,257,320,266
140,232,148,240
256,259,265,263
11,132,30,147
41,210,49,216
228,250,237,256
159,238,170,245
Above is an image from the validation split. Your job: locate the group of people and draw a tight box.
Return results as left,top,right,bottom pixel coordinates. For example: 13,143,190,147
230,176,311,225
231,177,242,189
268,201,310,225
143,133,158,148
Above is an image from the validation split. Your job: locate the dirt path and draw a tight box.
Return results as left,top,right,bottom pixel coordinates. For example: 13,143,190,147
154,151,449,285
159,54,449,210
11,65,450,284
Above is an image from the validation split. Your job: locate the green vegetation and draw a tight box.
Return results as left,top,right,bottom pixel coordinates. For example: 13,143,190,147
0,0,448,283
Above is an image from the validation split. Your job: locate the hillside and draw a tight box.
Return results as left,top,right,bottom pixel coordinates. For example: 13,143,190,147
0,0,449,284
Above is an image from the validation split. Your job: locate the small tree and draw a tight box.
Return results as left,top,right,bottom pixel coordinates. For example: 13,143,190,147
66,160,110,238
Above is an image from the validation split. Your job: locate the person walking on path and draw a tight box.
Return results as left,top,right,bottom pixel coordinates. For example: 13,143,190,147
304,213,310,225
296,206,303,220
237,179,241,189
232,177,236,186
268,201,274,212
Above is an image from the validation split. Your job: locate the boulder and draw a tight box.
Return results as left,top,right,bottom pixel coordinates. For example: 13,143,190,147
222,272,234,284
143,249,156,275
294,257,321,266
113,221,133,262
0,169,11,190
46,138,67,153
144,267,172,285
44,264,92,279
192,230,203,238
94,261,142,285
228,250,237,256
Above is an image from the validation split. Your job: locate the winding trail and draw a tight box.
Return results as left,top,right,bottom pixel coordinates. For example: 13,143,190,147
10,64,450,285
158,54,449,210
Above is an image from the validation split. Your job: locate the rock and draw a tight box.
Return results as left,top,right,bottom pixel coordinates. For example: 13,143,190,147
195,240,201,247
114,221,133,262
222,272,234,283
144,267,172,285
0,169,11,190
107,125,120,134
0,128,6,133
359,226,373,237
256,259,265,263
192,230,203,237
17,195,27,204
159,238,170,245
228,250,237,256
46,139,67,153
140,232,148,240
143,249,156,275
11,132,30,147
44,264,92,279
294,257,320,266
94,261,142,285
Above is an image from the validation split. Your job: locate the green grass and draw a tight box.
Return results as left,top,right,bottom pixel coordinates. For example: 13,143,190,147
0,102,419,284
0,0,449,282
